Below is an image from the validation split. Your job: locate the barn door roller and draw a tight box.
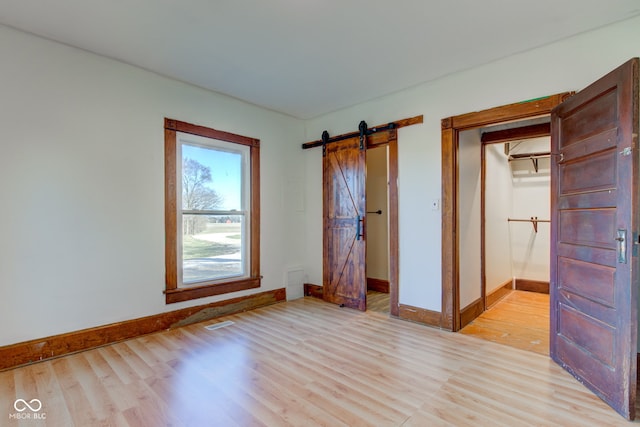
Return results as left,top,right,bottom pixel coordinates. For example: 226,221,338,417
305,119,406,150
358,120,368,151
321,130,329,157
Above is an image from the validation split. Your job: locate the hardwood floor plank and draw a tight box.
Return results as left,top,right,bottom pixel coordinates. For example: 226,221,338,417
255,341,420,418
460,290,550,355
311,332,449,397
239,373,350,427
51,357,104,426
462,361,623,424
121,383,185,427
401,407,455,427
0,369,16,420
1,296,635,426
442,387,524,427
69,354,120,422
412,390,508,427
133,334,184,367
460,320,549,354
441,375,548,426
479,307,548,327
300,338,432,407
303,379,403,426
449,368,585,426
111,342,156,382
367,290,390,313
164,328,343,427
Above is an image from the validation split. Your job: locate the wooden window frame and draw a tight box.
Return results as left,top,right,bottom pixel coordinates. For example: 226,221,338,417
164,118,261,304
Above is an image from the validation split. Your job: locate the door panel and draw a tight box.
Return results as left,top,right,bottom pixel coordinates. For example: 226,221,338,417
561,89,617,142
558,257,614,305
559,209,616,247
559,150,616,192
550,58,638,420
323,136,366,311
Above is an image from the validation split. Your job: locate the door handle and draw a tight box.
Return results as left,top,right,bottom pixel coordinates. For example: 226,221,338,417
356,215,365,241
616,229,627,264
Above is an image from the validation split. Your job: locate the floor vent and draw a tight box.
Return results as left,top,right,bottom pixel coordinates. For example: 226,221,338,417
204,321,234,331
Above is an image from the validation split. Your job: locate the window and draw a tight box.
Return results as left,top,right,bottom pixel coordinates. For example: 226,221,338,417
164,118,260,303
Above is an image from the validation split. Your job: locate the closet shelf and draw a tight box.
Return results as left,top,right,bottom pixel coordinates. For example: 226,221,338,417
508,151,550,173
508,216,550,233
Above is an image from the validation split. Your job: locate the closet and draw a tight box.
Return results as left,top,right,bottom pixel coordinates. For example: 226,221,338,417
485,135,551,298
458,117,551,337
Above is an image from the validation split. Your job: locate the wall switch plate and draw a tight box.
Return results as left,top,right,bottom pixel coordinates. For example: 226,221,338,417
431,199,440,211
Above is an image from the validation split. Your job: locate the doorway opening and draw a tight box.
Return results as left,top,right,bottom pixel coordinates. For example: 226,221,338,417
306,116,424,316
457,118,552,354
440,92,572,332
366,145,391,315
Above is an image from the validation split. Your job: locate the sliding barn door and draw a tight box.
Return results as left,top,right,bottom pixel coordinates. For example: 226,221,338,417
550,58,638,420
323,136,367,311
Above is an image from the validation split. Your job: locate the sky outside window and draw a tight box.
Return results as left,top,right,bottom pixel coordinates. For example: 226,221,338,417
181,140,242,211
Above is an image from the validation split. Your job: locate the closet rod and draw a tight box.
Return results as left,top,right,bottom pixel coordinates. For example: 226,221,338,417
508,151,550,173
508,217,550,233
508,151,551,160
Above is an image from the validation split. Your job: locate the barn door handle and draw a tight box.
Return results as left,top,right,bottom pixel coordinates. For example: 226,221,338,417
616,229,627,264
356,215,365,241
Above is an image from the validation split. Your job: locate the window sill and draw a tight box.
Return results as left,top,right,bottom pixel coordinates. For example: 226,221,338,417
165,277,261,304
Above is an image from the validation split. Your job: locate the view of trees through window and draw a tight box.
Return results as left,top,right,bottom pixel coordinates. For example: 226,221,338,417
180,140,246,284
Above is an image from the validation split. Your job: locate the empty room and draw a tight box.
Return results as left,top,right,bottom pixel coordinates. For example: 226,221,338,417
1,1,640,425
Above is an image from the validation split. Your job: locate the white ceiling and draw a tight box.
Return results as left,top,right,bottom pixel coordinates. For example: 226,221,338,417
1,1,639,119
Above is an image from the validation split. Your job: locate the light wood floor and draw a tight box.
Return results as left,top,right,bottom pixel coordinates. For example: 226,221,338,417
460,290,550,355
367,290,390,314
2,297,636,426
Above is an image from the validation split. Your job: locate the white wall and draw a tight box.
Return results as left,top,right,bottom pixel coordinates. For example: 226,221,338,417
509,138,551,281
485,144,514,293
0,24,305,346
303,15,640,312
458,130,482,308
366,146,389,281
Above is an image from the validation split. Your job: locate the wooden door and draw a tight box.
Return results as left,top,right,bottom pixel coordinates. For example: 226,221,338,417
550,58,639,420
323,136,367,311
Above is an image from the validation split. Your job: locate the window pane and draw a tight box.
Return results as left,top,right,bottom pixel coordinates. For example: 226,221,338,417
181,142,243,211
182,215,245,284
